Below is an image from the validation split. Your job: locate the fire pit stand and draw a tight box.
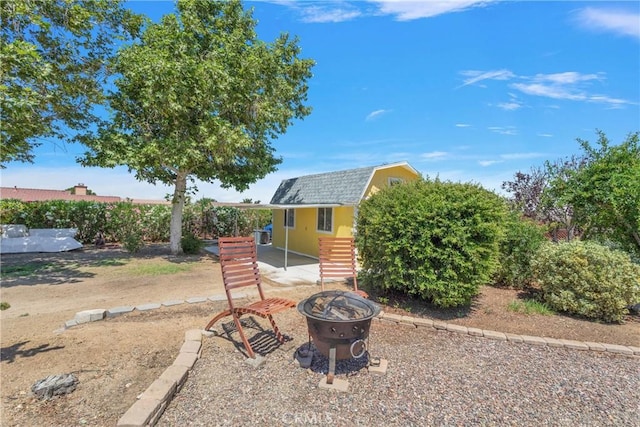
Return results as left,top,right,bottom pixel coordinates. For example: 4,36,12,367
297,290,384,387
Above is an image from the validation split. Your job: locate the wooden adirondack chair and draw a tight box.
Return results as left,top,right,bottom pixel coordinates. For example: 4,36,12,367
318,236,368,298
205,236,296,359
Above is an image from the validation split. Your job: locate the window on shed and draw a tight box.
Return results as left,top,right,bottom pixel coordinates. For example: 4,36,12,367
284,209,295,228
317,207,333,232
388,177,404,186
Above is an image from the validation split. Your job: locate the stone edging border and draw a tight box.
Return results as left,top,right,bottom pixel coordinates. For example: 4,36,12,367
116,329,203,427
60,296,639,427
59,293,247,331
59,287,314,331
375,311,640,357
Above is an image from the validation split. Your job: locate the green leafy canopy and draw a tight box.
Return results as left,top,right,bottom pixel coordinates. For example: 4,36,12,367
76,0,314,254
567,130,640,257
78,0,314,191
0,0,144,167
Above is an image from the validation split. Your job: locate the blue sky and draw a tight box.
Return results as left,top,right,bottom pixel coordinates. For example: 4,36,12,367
2,0,639,202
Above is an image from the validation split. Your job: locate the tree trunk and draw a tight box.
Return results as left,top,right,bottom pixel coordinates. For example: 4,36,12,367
169,172,188,255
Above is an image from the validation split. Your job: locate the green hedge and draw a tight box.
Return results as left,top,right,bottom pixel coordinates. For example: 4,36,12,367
356,179,508,308
0,199,271,245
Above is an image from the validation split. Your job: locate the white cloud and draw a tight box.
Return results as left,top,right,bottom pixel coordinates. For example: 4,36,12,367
299,5,362,23
511,73,636,107
365,109,392,121
455,123,471,128
421,151,448,160
574,7,640,40
478,160,503,167
458,69,516,88
511,82,586,101
533,71,604,85
488,126,517,136
496,101,521,111
267,1,363,23
588,94,636,108
510,71,634,107
370,0,496,21
460,68,634,108
493,92,524,110
537,133,553,138
269,0,498,23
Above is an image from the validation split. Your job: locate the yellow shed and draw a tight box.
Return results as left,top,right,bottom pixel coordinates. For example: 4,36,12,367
269,162,420,258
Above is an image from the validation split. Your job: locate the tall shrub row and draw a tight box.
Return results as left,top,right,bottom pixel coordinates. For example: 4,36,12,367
0,199,269,244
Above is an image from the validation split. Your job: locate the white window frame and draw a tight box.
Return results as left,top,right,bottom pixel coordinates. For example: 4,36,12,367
316,207,333,233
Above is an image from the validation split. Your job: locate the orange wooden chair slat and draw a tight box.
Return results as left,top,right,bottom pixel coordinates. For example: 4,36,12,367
318,237,368,298
205,236,296,358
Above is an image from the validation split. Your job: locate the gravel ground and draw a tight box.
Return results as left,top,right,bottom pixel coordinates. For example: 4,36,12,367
159,309,639,427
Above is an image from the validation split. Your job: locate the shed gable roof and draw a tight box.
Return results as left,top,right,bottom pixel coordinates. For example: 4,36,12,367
269,162,417,206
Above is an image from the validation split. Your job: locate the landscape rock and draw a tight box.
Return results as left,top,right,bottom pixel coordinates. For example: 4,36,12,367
32,373,78,400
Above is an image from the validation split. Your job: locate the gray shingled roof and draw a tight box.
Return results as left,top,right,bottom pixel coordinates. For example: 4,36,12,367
269,165,379,205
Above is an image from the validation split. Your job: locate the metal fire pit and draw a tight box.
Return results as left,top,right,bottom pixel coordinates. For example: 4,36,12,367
297,290,380,384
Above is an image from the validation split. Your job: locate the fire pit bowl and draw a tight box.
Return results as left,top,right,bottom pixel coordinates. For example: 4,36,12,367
297,290,381,360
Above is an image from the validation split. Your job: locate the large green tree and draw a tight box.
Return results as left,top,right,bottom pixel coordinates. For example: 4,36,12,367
502,156,586,241
0,0,143,166
540,155,586,241
566,130,640,257
79,0,314,254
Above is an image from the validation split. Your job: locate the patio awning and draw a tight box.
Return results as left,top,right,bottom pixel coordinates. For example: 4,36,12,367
211,202,348,209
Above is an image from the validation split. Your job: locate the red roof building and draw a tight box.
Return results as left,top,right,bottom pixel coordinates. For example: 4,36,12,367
0,184,169,205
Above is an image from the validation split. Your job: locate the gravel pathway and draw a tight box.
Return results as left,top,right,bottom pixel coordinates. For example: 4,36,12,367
159,309,639,427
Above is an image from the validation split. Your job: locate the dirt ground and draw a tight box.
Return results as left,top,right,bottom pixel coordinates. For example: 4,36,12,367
1,244,638,427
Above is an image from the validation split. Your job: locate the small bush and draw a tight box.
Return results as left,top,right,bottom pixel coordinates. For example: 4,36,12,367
108,202,144,253
532,241,640,322
121,232,144,253
356,179,508,308
181,232,204,254
0,302,10,311
494,212,546,289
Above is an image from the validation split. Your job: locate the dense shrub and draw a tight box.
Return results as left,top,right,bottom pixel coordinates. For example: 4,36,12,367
66,201,109,243
106,202,145,252
181,232,204,254
0,199,28,225
142,205,172,242
532,241,640,323
1,199,109,242
493,212,547,289
356,179,508,308
209,206,252,238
